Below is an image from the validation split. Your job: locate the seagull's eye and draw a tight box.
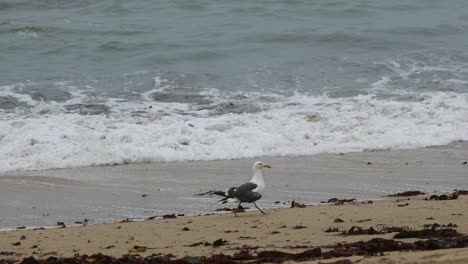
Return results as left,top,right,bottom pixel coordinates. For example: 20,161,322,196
258,163,263,165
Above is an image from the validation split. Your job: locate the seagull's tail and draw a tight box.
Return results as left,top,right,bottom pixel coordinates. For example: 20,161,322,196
211,190,228,197
195,190,228,197
217,197,229,204
210,190,233,204
195,189,234,204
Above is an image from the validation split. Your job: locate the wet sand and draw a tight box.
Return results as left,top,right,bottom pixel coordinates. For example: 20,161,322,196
1,141,468,229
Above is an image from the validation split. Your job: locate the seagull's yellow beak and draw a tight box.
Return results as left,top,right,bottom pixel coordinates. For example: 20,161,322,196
263,164,272,168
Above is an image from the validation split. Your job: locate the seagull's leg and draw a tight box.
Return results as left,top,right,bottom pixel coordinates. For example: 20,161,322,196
253,202,266,215
233,202,242,217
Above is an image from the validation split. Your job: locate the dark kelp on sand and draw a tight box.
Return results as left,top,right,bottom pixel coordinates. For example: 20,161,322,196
3,235,468,264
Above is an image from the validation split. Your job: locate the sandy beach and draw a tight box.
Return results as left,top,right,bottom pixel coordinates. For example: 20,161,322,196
1,141,468,263
1,195,468,263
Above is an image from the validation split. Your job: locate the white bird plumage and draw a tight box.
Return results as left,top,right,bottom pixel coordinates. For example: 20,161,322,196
211,161,271,216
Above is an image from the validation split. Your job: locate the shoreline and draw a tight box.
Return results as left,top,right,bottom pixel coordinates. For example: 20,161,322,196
1,141,468,230
1,195,468,263
1,139,466,175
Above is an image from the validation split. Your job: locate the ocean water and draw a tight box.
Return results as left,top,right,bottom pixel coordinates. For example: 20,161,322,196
1,0,468,173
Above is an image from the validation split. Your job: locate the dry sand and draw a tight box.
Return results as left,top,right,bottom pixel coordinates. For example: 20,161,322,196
1,195,468,263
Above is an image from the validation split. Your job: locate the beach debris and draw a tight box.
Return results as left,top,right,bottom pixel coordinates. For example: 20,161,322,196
393,227,463,239
454,189,468,195
366,162,372,165
282,245,309,249
324,260,354,264
129,245,148,253
290,200,306,208
18,256,37,264
238,236,256,240
381,226,409,233
427,190,460,201
141,194,149,198
237,245,261,251
395,198,411,202
334,218,345,223
129,245,156,254
16,226,26,230
355,219,371,223
11,242,20,246
342,226,383,236
292,225,307,229
20,235,26,240
215,207,233,212
224,230,238,233
187,241,211,247
74,218,90,225
271,231,280,234
429,194,449,200
7,235,468,264
0,252,15,256
323,198,357,205
182,227,190,231
56,222,66,228
104,245,115,250
423,223,458,228
397,203,409,207
426,217,435,220
385,190,426,197
232,249,256,261
147,213,182,220
120,218,133,223
462,161,467,165
185,239,227,247
163,214,177,219
324,227,340,233
212,239,227,247
257,247,322,262
335,199,356,205
324,198,339,203
216,206,247,212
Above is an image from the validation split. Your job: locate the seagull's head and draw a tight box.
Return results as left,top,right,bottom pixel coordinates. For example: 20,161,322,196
253,161,272,170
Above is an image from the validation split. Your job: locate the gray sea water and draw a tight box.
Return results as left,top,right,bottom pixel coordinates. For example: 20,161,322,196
1,0,468,172
2,1,468,229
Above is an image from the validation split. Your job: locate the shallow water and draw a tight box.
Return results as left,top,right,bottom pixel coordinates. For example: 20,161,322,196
1,1,468,172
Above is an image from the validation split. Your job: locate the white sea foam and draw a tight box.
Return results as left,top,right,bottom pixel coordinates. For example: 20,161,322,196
1,90,468,173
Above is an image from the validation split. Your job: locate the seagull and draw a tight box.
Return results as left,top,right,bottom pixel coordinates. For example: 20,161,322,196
211,161,271,216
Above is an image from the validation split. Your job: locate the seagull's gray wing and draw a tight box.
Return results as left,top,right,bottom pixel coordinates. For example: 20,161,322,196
226,182,262,203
